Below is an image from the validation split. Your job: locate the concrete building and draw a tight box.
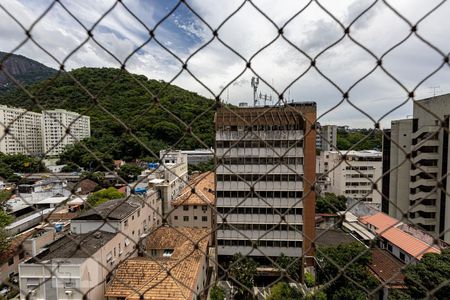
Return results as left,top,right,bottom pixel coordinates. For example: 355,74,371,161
319,150,382,209
156,150,189,217
181,148,214,165
215,103,316,260
105,227,211,300
171,172,215,228
0,105,43,155
316,124,337,151
18,231,122,300
383,94,450,242
42,109,90,156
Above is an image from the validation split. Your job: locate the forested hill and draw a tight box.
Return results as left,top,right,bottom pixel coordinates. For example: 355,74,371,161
0,51,57,91
0,67,216,165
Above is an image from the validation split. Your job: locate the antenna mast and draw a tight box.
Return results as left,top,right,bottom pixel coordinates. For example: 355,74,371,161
251,77,259,107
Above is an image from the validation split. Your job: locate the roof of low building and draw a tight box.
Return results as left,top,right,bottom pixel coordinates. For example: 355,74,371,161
360,212,441,259
368,248,405,288
315,228,358,247
30,231,115,262
105,227,210,300
0,229,36,265
172,172,215,206
74,197,139,221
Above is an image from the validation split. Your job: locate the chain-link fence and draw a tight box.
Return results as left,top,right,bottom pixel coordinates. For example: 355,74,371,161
0,0,450,299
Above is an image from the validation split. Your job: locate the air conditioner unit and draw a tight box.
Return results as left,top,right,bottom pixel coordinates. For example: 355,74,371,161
65,290,73,296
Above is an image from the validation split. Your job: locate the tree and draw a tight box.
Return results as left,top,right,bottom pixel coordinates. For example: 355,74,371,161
188,159,214,174
117,163,143,183
275,253,301,281
61,162,81,172
0,190,12,204
403,248,450,299
316,242,378,300
304,272,315,288
229,253,258,299
267,282,303,300
0,209,14,252
86,187,124,207
316,193,347,213
210,285,225,300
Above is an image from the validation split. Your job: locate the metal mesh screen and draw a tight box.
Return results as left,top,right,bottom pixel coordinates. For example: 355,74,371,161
0,0,449,299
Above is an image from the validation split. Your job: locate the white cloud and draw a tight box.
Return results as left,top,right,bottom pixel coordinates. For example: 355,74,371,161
1,0,450,127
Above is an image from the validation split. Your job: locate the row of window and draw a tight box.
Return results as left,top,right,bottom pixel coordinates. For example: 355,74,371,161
216,190,303,198
345,182,372,186
219,124,303,131
216,140,303,148
219,223,303,231
218,239,302,248
217,207,302,215
344,190,373,194
174,215,208,222
217,174,303,182
345,166,375,170
219,157,304,165
345,174,374,178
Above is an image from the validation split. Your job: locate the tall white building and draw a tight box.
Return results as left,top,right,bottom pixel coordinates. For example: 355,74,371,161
0,105,43,155
319,150,382,209
383,94,450,242
42,109,90,156
316,124,337,151
215,103,316,261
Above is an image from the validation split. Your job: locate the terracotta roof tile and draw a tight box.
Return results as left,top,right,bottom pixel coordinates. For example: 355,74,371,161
172,172,215,206
368,248,405,287
105,227,210,300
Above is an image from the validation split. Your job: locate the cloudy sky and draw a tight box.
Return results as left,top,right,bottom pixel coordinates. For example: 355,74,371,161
1,0,450,127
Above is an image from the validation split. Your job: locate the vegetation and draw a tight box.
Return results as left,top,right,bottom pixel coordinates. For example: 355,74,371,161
61,162,81,173
304,272,315,288
0,209,14,252
0,190,12,204
188,159,214,174
86,187,124,207
317,242,378,300
0,68,216,168
0,153,46,182
210,285,225,300
275,253,300,281
403,248,450,299
229,253,258,299
337,128,382,151
117,163,143,182
316,193,347,214
267,282,303,300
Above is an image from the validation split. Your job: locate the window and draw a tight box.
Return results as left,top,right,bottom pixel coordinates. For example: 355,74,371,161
194,216,198,220
137,210,140,217
183,205,189,211
202,205,207,211
174,216,178,220
193,205,198,209
399,251,406,262
151,249,157,256
124,220,128,227
387,244,393,252
184,216,189,221
163,249,174,257
8,257,14,266
202,216,208,222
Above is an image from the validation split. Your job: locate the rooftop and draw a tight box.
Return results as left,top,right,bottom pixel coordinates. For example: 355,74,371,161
315,228,358,247
368,248,405,288
360,212,441,259
29,231,115,262
105,227,210,300
172,172,215,206
74,197,139,221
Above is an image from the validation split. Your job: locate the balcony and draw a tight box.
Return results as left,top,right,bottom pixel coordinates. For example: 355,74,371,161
412,125,440,140
410,190,438,201
412,152,439,164
216,130,304,141
410,165,438,176
409,178,436,189
409,204,437,213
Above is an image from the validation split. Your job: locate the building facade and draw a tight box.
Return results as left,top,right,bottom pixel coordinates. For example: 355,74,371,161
0,105,43,155
383,94,450,242
42,109,90,156
215,103,316,260
319,150,382,209
317,124,337,151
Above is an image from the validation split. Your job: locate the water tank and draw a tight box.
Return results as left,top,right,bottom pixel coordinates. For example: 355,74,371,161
238,102,248,107
55,223,63,232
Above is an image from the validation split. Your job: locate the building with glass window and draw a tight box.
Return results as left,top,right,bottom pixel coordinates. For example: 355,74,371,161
215,103,316,262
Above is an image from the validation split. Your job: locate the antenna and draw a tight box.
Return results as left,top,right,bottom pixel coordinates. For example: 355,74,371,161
251,77,259,106
430,86,441,97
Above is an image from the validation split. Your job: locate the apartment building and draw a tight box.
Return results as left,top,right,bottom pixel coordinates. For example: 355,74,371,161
319,150,382,209
105,227,210,300
42,109,90,156
316,124,337,151
0,105,43,155
215,103,316,261
156,150,189,217
19,231,122,300
383,94,450,242
170,172,215,228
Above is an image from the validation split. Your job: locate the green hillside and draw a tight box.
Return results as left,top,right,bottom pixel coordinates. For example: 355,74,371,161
0,68,216,167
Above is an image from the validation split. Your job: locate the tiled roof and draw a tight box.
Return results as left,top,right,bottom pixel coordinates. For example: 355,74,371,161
368,248,405,287
105,227,210,300
361,212,440,259
0,229,35,264
74,197,138,221
172,172,215,206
